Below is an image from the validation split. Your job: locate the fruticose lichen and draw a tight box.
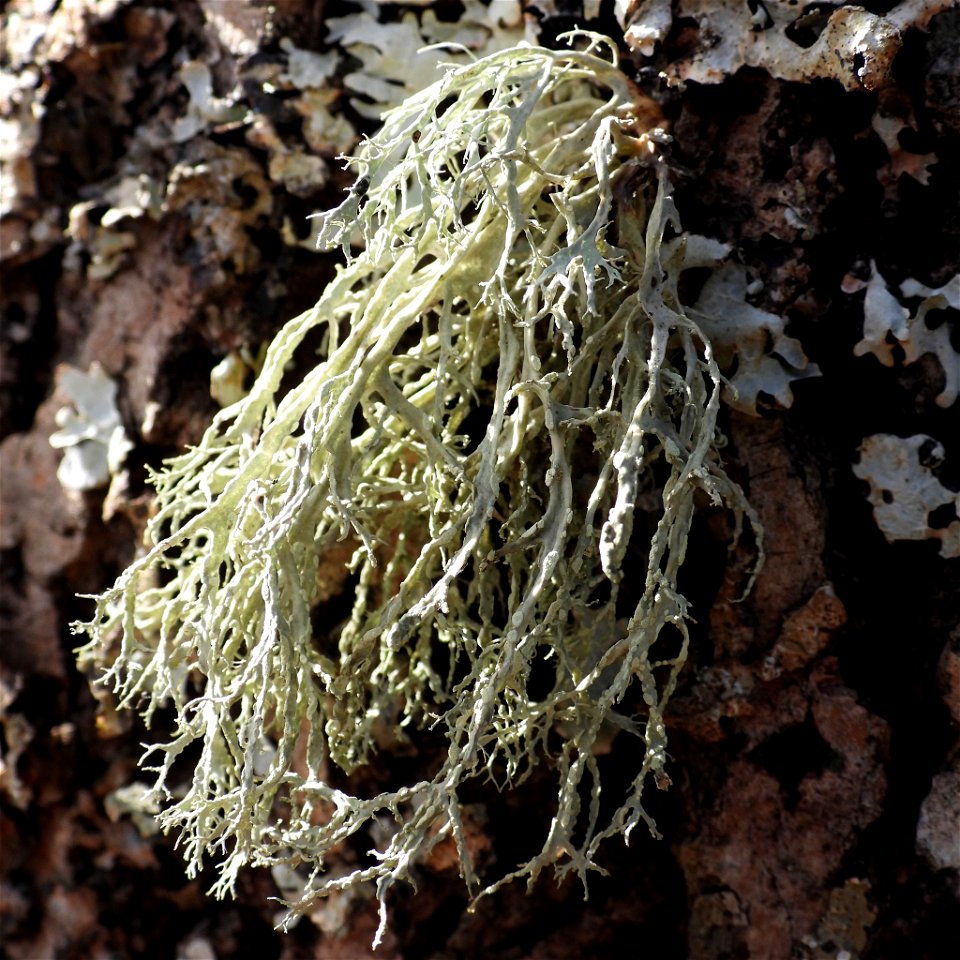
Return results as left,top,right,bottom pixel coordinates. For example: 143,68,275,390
76,36,756,942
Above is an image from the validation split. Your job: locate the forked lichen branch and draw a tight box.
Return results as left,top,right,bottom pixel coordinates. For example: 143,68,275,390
76,34,756,944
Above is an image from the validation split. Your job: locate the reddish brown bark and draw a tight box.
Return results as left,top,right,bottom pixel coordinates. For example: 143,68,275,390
2,3,957,957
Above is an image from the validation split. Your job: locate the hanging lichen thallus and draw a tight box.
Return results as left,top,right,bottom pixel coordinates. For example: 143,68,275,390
76,35,757,947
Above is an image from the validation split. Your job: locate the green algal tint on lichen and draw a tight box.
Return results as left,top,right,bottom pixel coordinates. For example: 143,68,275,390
76,34,755,943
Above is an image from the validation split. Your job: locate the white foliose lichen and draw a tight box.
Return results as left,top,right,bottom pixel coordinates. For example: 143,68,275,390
682,239,821,414
50,363,133,492
326,0,527,118
854,262,959,409
853,433,960,558
618,0,951,90
171,60,247,143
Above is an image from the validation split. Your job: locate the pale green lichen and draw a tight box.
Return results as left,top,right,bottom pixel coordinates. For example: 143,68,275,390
76,35,756,943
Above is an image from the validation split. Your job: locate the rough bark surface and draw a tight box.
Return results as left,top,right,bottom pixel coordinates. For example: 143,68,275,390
2,2,957,958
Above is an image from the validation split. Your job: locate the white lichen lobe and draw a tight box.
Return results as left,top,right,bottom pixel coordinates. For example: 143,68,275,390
76,36,756,943
50,363,132,492
854,433,960,558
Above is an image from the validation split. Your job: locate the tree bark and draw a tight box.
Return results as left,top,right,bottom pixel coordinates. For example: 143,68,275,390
2,2,957,957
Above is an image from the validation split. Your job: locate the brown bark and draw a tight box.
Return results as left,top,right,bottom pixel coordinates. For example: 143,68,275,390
2,2,957,957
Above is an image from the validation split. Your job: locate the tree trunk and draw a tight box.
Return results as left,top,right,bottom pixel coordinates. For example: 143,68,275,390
2,2,957,957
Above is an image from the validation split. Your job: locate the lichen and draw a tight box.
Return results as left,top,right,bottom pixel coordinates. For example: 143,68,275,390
854,262,959,409
76,35,756,943
682,243,821,414
853,433,960,558
618,0,950,91
326,0,526,118
49,363,132,492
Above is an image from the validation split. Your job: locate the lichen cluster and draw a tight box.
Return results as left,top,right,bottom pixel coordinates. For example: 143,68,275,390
77,35,754,942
